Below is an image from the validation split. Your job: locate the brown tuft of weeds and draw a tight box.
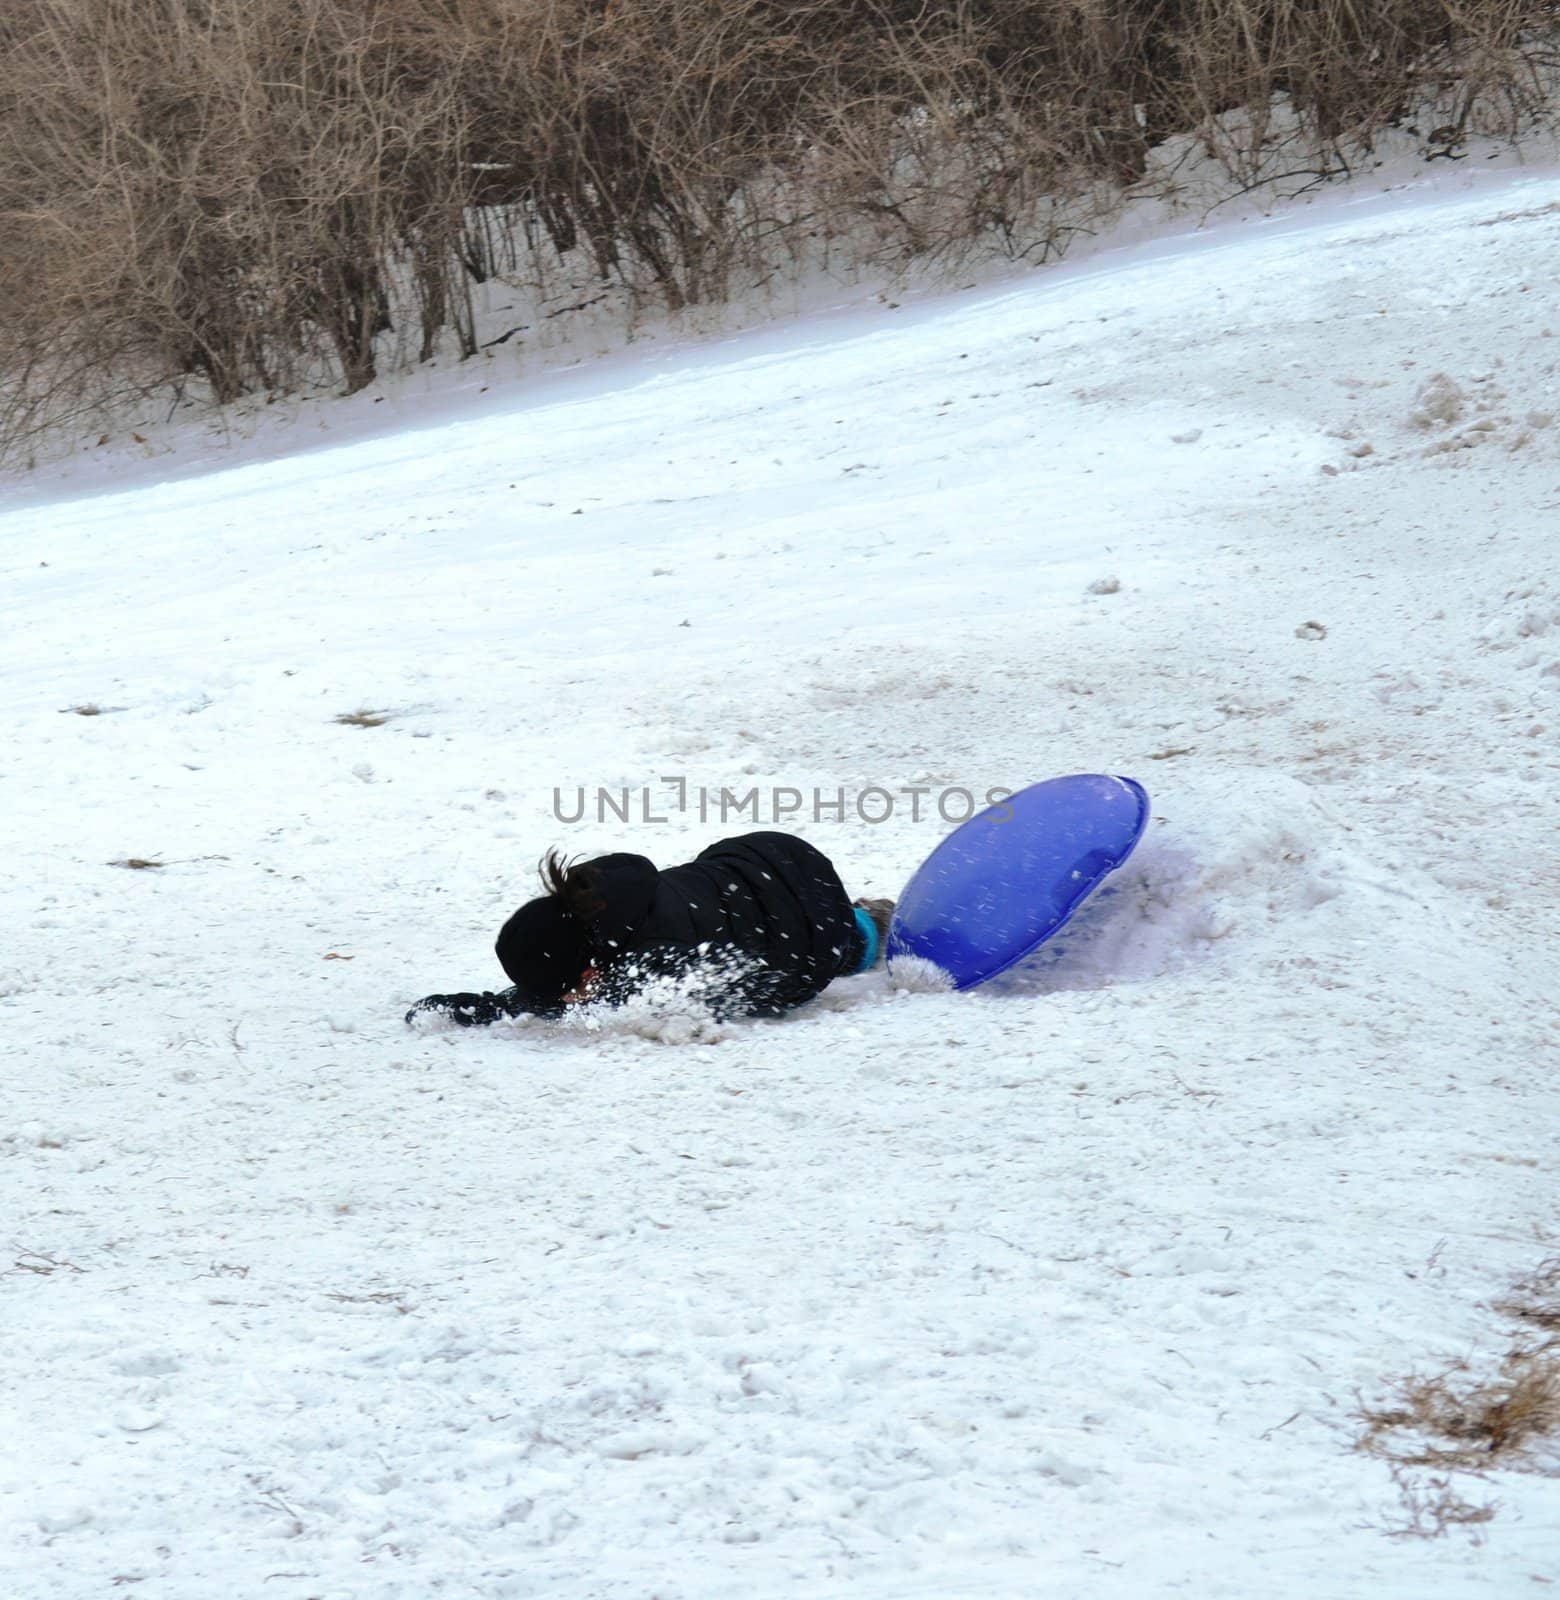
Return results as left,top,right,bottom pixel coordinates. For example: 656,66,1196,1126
1356,1257,1560,1541
334,710,390,727
111,857,165,870
1359,1348,1560,1470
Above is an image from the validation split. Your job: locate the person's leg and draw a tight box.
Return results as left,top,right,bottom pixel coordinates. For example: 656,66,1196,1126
851,897,894,970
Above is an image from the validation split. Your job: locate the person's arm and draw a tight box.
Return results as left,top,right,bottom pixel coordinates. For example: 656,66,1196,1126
404,986,531,1027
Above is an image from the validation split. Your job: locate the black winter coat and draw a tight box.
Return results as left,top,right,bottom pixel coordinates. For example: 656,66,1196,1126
581,831,864,1017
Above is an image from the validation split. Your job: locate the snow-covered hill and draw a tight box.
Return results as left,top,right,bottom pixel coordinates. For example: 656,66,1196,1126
3,160,1558,1598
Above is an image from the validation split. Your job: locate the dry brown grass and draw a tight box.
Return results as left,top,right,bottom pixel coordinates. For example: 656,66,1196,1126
1357,1255,1560,1537
1,0,1556,460
1359,1349,1560,1469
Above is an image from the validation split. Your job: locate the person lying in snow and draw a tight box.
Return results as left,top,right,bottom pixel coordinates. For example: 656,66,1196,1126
407,830,894,1026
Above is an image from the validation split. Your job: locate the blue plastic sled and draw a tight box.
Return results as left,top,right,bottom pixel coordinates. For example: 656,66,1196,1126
885,774,1149,991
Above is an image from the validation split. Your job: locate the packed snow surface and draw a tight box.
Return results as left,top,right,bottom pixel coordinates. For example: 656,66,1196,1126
3,162,1559,1598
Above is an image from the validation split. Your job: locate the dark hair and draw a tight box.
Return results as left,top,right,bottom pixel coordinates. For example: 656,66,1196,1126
539,848,604,924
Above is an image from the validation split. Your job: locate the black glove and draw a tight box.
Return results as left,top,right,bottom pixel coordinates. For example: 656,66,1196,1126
404,988,524,1028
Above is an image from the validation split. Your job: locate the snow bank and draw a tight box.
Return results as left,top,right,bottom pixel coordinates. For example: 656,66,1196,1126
2,160,1559,1599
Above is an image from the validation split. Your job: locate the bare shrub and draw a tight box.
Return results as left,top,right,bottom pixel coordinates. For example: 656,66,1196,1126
1378,1466,1498,1541
1496,1256,1560,1332
1,0,1556,461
